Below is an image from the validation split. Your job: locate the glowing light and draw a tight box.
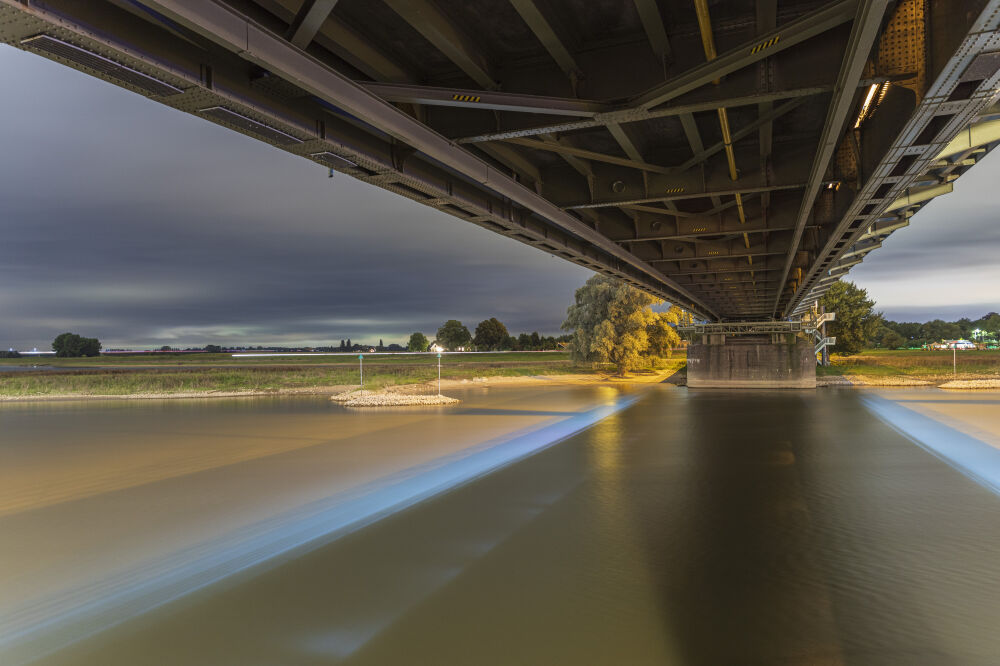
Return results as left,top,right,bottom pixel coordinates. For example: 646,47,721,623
854,83,880,129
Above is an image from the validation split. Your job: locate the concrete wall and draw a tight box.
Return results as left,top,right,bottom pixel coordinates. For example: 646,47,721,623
686,341,816,389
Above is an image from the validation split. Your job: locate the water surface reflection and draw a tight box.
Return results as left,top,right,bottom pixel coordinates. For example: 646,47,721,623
8,387,1000,664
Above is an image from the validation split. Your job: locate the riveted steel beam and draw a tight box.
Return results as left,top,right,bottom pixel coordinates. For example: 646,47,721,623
457,84,833,144
257,0,413,83
567,181,807,209
360,82,608,116
633,0,672,63
677,97,806,172
772,0,890,315
286,0,338,49
125,0,717,318
787,1,1000,315
509,0,580,86
382,0,498,89
630,0,857,110
506,136,674,174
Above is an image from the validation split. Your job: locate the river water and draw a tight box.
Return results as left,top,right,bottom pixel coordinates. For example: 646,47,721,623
3,385,1000,665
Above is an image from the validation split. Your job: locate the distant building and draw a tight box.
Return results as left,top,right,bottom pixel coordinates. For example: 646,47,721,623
931,339,977,350
430,343,445,353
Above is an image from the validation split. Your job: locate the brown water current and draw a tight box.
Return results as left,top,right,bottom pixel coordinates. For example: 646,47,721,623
4,385,1000,664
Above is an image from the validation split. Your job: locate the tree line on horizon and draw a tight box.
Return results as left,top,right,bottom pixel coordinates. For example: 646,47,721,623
404,320,571,353
878,313,1000,349
818,281,999,354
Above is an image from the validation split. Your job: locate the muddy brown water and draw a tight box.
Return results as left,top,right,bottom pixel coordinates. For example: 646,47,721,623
3,385,1000,665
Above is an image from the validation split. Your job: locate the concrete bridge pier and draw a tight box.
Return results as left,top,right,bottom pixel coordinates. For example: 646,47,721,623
681,322,821,389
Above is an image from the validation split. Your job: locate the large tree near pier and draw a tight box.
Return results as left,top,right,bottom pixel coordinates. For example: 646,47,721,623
562,275,682,375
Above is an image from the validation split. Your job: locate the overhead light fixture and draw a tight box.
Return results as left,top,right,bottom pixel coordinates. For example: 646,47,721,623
854,83,880,129
21,34,182,97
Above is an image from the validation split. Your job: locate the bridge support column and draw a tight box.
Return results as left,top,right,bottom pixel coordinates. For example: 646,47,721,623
686,336,816,389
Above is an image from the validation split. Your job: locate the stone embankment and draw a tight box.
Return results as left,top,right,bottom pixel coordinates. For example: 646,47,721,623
816,375,853,387
818,375,1000,389
843,375,931,386
330,389,459,406
938,379,1000,390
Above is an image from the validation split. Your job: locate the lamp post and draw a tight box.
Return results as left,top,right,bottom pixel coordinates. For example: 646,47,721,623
359,353,364,393
437,352,442,395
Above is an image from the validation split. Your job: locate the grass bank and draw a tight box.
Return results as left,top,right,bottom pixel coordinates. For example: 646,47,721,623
0,351,571,368
818,349,1000,385
0,352,685,399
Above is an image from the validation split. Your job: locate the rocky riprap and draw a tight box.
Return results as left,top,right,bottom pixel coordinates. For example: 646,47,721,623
938,379,1000,390
330,389,459,406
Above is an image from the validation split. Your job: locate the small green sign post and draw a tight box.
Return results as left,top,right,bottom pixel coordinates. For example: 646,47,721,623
358,354,364,393
437,353,442,395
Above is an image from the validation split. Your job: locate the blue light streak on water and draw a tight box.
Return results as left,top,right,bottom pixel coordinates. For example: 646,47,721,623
862,394,1000,497
2,393,641,664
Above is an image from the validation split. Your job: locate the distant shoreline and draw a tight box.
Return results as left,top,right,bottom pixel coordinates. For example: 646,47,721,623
0,371,679,403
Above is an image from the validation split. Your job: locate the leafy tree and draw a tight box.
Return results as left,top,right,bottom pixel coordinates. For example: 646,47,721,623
346,338,352,351
1,350,20,358
875,326,906,349
562,274,675,375
378,339,384,351
203,344,222,353
646,306,683,358
517,332,532,350
818,281,881,354
919,319,962,343
976,312,1000,334
956,318,975,339
473,318,509,351
889,321,922,344
407,332,429,352
52,332,101,357
530,331,541,348
437,320,472,350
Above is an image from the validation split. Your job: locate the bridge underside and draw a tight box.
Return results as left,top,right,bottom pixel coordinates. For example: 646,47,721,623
2,0,999,320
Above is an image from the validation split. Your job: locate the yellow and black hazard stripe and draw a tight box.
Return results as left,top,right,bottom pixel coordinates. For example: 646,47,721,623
452,94,482,103
750,35,780,55
665,187,685,194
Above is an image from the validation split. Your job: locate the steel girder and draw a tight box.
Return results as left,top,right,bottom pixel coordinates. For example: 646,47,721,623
4,0,999,322
788,1,1000,316
771,0,891,314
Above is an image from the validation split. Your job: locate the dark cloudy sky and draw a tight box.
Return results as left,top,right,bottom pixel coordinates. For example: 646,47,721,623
1,46,997,349
849,146,1000,323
